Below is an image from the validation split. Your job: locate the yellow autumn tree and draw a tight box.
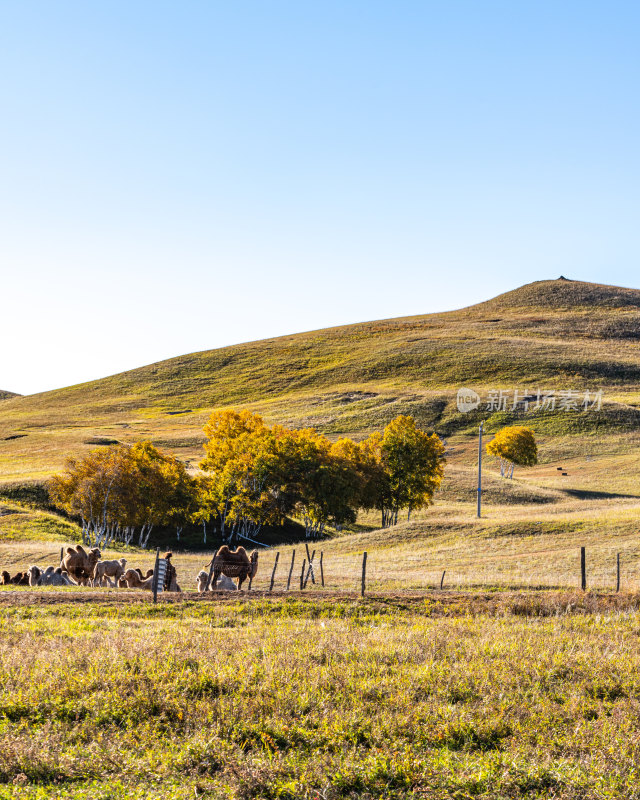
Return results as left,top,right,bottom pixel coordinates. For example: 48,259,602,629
199,410,283,544
486,426,538,479
49,441,198,548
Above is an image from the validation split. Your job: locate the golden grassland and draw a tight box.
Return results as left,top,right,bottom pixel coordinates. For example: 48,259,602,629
4,280,640,796
2,422,640,593
3,278,640,483
1,593,640,798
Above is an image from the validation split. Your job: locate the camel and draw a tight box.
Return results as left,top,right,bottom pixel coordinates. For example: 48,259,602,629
162,552,180,592
61,545,101,585
196,570,237,592
204,546,259,590
119,567,153,588
121,568,154,590
117,553,179,593
0,569,28,586
28,565,42,586
92,558,127,587
9,571,29,585
196,570,208,592
28,566,75,586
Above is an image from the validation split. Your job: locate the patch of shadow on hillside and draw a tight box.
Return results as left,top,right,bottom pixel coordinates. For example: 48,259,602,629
561,489,640,501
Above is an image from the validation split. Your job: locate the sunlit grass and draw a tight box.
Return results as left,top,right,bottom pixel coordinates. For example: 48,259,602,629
1,595,640,797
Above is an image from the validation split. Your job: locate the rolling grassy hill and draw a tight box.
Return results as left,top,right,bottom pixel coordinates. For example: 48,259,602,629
1,277,640,484
2,276,640,582
4,279,640,800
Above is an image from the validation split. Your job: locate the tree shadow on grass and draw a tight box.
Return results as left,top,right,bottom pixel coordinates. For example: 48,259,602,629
561,488,640,501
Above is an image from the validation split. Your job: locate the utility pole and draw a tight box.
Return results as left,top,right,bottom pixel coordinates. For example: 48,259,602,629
477,421,484,518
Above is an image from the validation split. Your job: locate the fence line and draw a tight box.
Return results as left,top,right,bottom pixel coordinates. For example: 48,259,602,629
5,546,638,597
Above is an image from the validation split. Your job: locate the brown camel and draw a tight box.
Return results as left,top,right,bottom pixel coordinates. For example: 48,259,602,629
121,568,154,590
119,567,153,588
135,568,154,579
162,552,180,592
0,570,10,585
204,546,259,590
61,545,101,585
92,558,127,587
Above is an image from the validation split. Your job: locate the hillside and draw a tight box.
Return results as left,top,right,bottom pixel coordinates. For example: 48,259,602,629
2,277,640,483
0,390,19,401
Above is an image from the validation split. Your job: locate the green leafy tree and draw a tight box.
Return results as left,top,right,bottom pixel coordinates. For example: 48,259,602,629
486,425,538,479
280,428,362,539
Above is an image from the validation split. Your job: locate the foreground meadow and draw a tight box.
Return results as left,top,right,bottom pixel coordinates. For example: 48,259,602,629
1,594,640,799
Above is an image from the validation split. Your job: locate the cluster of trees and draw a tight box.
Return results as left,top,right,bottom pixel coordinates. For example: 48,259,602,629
49,413,446,547
199,411,445,540
486,425,538,478
49,441,197,548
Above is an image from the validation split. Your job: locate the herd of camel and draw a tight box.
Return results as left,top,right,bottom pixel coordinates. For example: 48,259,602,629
0,544,260,592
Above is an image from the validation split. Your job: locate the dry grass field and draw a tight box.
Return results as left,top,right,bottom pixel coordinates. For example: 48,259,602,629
3,278,640,798
2,425,639,594
2,592,640,798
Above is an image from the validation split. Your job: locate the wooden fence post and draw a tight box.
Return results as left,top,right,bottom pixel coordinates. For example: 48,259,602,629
303,550,315,589
269,552,280,592
286,550,296,591
152,547,160,604
300,559,306,590
320,552,324,587
581,547,586,591
305,542,316,584
616,553,620,593
59,547,64,567
361,551,367,597
440,570,446,590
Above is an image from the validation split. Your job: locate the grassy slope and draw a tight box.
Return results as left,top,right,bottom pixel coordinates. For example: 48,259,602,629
2,277,640,483
2,276,640,568
3,280,640,799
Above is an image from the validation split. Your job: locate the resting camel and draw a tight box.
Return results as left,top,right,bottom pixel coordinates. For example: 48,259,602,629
28,566,75,586
204,546,259,591
196,570,237,592
0,570,26,585
136,567,154,580
6,571,29,585
121,568,155,590
118,567,153,588
61,545,101,585
92,558,127,587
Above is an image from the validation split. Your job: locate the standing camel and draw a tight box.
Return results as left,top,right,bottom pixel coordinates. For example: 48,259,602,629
204,546,259,590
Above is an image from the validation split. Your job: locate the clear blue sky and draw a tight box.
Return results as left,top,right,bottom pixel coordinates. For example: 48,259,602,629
2,1,639,395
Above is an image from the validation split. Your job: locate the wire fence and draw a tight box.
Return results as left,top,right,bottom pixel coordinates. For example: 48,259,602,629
233,543,638,595
2,541,639,597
